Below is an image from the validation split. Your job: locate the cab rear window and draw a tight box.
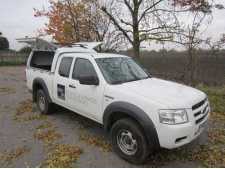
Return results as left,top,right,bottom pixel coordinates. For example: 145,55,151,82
58,57,73,78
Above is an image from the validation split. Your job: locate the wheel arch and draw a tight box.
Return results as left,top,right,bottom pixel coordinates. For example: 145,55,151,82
32,78,52,103
103,101,160,149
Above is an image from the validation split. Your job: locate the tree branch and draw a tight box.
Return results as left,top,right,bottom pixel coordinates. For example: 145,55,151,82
124,0,134,15
138,0,164,23
101,7,133,44
139,26,179,33
120,19,133,27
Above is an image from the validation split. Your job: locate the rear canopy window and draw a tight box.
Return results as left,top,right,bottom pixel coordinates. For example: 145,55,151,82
58,57,73,78
30,51,55,71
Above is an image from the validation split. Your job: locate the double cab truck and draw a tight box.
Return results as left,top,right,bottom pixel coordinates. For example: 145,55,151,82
26,42,210,164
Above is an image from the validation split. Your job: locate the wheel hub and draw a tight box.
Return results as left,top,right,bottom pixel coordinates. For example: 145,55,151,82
117,129,137,155
38,94,45,111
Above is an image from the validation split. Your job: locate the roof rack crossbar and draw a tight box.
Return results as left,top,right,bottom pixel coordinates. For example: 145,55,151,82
70,44,88,49
17,38,102,51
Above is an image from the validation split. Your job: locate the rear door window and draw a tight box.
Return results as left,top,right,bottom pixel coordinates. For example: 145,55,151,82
58,57,73,78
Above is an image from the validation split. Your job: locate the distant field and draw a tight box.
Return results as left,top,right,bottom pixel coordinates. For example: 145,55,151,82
124,50,225,86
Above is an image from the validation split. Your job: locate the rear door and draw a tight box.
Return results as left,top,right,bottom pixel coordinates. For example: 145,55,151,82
53,55,74,106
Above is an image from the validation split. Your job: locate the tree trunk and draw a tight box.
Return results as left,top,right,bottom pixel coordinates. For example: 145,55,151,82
185,48,196,86
132,1,140,58
191,51,197,86
133,41,140,58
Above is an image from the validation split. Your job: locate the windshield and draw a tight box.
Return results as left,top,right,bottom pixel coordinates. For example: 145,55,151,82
95,57,149,84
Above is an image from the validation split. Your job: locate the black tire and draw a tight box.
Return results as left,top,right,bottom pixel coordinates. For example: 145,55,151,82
110,118,149,164
36,89,53,114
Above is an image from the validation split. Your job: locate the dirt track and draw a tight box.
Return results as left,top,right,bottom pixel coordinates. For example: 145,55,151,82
0,66,209,167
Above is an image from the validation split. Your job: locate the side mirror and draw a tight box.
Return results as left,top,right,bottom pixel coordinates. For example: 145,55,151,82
78,75,99,86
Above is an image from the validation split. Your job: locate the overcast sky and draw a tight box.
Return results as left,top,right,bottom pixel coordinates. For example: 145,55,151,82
0,0,49,50
0,0,225,50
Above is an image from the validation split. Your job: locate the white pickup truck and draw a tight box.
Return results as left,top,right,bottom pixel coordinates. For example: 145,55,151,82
26,42,210,164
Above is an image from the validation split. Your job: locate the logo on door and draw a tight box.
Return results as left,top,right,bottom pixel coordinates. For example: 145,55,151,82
57,84,65,100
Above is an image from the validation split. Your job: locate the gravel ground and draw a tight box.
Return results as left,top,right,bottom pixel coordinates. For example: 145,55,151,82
0,66,209,167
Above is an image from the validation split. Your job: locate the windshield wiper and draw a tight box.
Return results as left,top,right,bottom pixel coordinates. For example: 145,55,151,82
112,76,150,85
111,80,125,85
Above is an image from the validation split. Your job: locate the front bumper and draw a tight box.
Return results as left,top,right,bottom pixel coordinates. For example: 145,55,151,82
157,106,210,149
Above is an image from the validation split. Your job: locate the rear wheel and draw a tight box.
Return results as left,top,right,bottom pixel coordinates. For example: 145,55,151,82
110,118,149,164
36,89,53,114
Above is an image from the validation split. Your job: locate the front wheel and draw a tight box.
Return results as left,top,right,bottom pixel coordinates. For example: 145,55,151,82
110,118,149,164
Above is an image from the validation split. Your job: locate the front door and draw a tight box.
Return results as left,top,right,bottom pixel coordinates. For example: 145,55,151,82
68,56,103,121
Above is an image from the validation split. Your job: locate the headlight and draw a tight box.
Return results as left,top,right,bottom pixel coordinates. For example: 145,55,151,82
158,109,188,125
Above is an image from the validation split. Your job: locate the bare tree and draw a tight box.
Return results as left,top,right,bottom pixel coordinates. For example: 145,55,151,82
101,0,186,57
181,12,210,85
100,0,219,57
171,1,224,85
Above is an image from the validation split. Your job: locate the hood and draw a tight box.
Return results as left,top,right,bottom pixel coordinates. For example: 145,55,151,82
114,78,206,109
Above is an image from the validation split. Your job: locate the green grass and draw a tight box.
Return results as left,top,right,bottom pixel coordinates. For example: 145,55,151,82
197,85,225,113
0,61,25,66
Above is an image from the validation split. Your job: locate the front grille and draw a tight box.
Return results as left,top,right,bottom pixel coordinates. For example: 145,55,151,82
192,98,207,110
192,98,209,125
195,110,209,124
194,104,208,117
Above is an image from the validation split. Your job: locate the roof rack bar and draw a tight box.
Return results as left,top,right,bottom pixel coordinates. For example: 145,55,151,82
17,38,102,51
70,44,88,49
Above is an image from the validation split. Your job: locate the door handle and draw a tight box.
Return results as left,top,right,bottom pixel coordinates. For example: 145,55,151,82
69,84,76,89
